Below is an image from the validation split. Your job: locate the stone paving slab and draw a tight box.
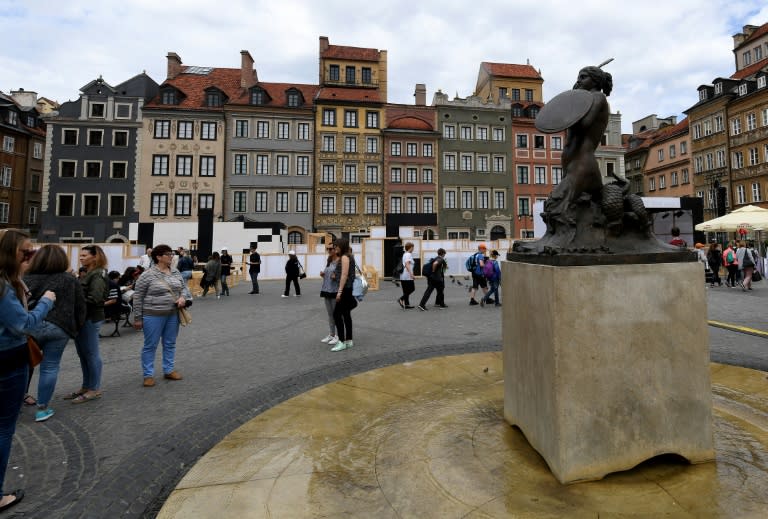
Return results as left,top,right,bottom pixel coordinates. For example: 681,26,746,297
4,276,767,518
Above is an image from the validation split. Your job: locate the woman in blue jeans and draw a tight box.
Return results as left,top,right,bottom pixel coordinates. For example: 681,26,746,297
67,245,108,404
24,245,86,422
0,229,56,512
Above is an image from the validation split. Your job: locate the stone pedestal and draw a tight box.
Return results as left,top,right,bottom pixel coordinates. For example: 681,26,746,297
502,261,715,484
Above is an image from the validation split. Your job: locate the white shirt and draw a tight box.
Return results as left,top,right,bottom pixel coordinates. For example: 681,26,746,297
400,251,414,280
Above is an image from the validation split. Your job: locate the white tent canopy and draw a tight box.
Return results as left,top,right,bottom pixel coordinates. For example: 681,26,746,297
695,205,768,232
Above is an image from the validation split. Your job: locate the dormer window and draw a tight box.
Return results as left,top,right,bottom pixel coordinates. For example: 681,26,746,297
699,89,708,101
738,83,748,96
27,116,35,127
89,102,105,118
512,104,523,117
251,88,267,105
206,91,221,107
161,90,176,105
714,83,722,95
528,106,539,118
758,76,766,89
7,112,17,125
286,90,302,107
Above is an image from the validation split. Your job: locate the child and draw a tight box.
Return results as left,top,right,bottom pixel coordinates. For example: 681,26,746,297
484,250,502,307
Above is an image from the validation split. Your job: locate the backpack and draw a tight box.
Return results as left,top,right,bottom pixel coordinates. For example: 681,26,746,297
726,250,734,264
422,257,437,277
465,254,477,273
483,259,497,280
392,260,404,279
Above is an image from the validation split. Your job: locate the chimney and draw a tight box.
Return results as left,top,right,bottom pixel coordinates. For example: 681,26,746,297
319,36,330,54
11,88,38,108
240,50,257,87
167,52,182,80
414,83,426,106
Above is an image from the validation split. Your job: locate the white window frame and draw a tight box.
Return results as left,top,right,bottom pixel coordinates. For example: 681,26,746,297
201,122,217,140
174,193,192,216
87,129,104,147
81,193,100,216
110,161,128,179
114,103,132,120
84,160,102,179
277,121,289,139
89,102,106,118
177,121,193,139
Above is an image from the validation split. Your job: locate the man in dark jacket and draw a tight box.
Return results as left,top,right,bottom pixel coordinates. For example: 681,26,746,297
282,250,302,297
220,247,233,296
417,248,448,311
246,245,260,294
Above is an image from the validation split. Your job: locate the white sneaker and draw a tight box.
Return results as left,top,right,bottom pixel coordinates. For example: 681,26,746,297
330,341,347,352
345,339,354,348
281,295,289,298
321,335,333,343
327,336,339,345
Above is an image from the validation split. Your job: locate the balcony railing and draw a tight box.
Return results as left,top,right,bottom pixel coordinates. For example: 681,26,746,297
323,78,379,88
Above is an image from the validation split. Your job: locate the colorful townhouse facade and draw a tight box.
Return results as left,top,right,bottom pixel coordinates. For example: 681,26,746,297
641,118,692,198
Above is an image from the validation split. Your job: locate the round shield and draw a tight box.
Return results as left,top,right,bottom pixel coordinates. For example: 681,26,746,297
535,89,594,133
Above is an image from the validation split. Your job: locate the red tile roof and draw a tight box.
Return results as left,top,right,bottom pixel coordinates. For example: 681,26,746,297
322,45,381,62
731,57,768,80
387,116,433,131
735,23,768,50
315,87,383,103
145,67,243,110
482,62,542,80
229,82,319,108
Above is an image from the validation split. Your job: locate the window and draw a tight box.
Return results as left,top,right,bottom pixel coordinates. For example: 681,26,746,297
682,169,689,184
518,197,530,216
737,185,746,204
87,130,103,146
498,87,508,99
113,130,128,147
669,145,676,159
111,162,127,179
551,136,562,150
366,165,379,183
658,149,664,161
422,143,433,157
115,103,131,119
321,196,336,214
322,109,336,126
492,127,504,141
234,154,248,175
704,120,712,136
525,89,534,101
694,156,703,173
276,155,289,175
717,150,726,167
233,192,247,212
671,171,678,186
461,190,473,209
680,141,687,154
494,191,505,209
390,167,402,183
287,92,300,107
366,111,379,128
511,89,520,101
760,76,768,89
55,195,74,216
175,194,192,216
90,102,105,118
444,190,457,209
296,192,309,212
343,164,357,183
419,168,432,184
84,161,101,178
750,147,759,165
256,155,269,175
534,166,546,184
659,175,666,189
731,118,742,135
28,206,38,225
748,113,757,131
743,50,752,66
444,154,456,171
478,191,490,209
752,183,762,202
391,142,401,156
256,121,269,138
152,155,169,176
362,67,372,84
322,135,335,152
477,156,489,172
199,194,214,210
277,122,289,139
693,124,702,139
390,196,402,213
60,160,76,178
321,164,335,183
461,154,472,171
534,135,545,149
365,196,379,214
493,156,505,172
276,192,289,212
443,124,456,139
235,120,249,137
344,110,358,127
200,156,216,176
366,137,378,153
151,194,168,216
296,156,309,176
344,136,357,153
345,66,355,84
406,143,418,157
516,134,528,148
406,197,418,213
251,89,266,105
329,65,339,82
63,129,78,145
756,46,764,60
343,196,356,214
648,177,656,191
254,192,268,212
460,126,472,140
407,168,418,183
154,120,170,138
714,116,723,132
177,121,193,139
298,122,310,140
733,151,744,169
517,166,529,184
0,166,10,187
176,155,193,176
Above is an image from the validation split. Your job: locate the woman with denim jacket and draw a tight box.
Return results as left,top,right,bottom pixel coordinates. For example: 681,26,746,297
0,229,56,513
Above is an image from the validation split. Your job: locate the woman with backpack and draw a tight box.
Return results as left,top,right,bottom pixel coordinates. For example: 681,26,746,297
483,250,502,307
722,242,739,288
736,240,757,291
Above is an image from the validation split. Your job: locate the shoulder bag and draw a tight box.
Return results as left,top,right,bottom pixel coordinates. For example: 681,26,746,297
158,276,192,327
352,264,368,301
28,336,43,367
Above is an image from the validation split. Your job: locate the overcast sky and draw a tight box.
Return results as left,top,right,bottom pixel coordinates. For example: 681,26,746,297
3,0,768,133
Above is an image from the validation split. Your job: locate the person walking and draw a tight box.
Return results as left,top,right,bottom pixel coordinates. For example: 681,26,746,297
0,229,56,512
24,245,86,422
202,252,221,299
707,242,723,287
417,248,447,311
397,242,416,309
246,244,261,294
483,250,502,307
219,247,232,296
722,241,739,288
319,244,340,346
282,250,302,297
469,243,490,306
68,245,108,404
177,249,194,286
132,244,191,387
736,240,757,291
331,239,357,352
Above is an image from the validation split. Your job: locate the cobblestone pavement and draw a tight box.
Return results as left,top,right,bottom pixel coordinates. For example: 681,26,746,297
5,275,767,518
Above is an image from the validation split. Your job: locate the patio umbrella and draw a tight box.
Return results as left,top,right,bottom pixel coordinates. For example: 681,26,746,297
694,205,768,232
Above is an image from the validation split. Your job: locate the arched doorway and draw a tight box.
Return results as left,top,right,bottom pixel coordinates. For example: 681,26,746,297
490,225,506,240
422,229,435,240
287,231,304,244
